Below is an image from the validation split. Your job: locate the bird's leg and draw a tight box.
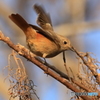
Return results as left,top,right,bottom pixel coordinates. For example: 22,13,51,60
63,51,70,77
43,53,49,74
27,49,33,60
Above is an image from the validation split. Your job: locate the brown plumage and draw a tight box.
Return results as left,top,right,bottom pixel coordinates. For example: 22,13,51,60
9,4,71,58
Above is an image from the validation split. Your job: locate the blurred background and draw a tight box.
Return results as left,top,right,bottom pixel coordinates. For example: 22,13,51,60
0,0,100,100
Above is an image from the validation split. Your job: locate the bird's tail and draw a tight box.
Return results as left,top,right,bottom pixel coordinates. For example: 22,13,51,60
9,14,30,32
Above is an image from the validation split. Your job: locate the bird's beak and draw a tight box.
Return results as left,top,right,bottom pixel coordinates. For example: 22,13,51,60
69,45,75,52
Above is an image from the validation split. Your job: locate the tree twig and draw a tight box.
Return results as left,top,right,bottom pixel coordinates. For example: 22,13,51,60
0,31,97,100
71,46,100,84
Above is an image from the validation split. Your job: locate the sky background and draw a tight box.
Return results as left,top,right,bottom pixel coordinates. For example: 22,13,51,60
0,0,100,100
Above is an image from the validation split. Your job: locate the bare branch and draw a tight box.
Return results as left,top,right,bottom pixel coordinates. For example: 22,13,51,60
72,46,100,84
0,31,98,100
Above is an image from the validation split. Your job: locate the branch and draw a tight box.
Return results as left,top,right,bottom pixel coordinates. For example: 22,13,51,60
71,46,100,84
0,31,97,100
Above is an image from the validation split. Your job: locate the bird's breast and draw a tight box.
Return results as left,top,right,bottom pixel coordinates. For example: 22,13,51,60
26,33,60,58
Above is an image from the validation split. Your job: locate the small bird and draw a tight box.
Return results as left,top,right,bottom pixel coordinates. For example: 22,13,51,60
9,4,72,58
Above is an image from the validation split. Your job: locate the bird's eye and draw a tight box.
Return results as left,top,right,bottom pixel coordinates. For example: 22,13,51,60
63,41,67,44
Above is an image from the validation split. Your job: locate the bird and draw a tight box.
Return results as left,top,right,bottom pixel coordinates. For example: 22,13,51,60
9,4,73,58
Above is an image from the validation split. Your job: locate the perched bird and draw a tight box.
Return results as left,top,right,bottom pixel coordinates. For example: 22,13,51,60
9,4,72,58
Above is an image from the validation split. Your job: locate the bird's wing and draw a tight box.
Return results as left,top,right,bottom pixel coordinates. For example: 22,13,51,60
34,4,61,48
29,24,55,41
34,4,53,31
